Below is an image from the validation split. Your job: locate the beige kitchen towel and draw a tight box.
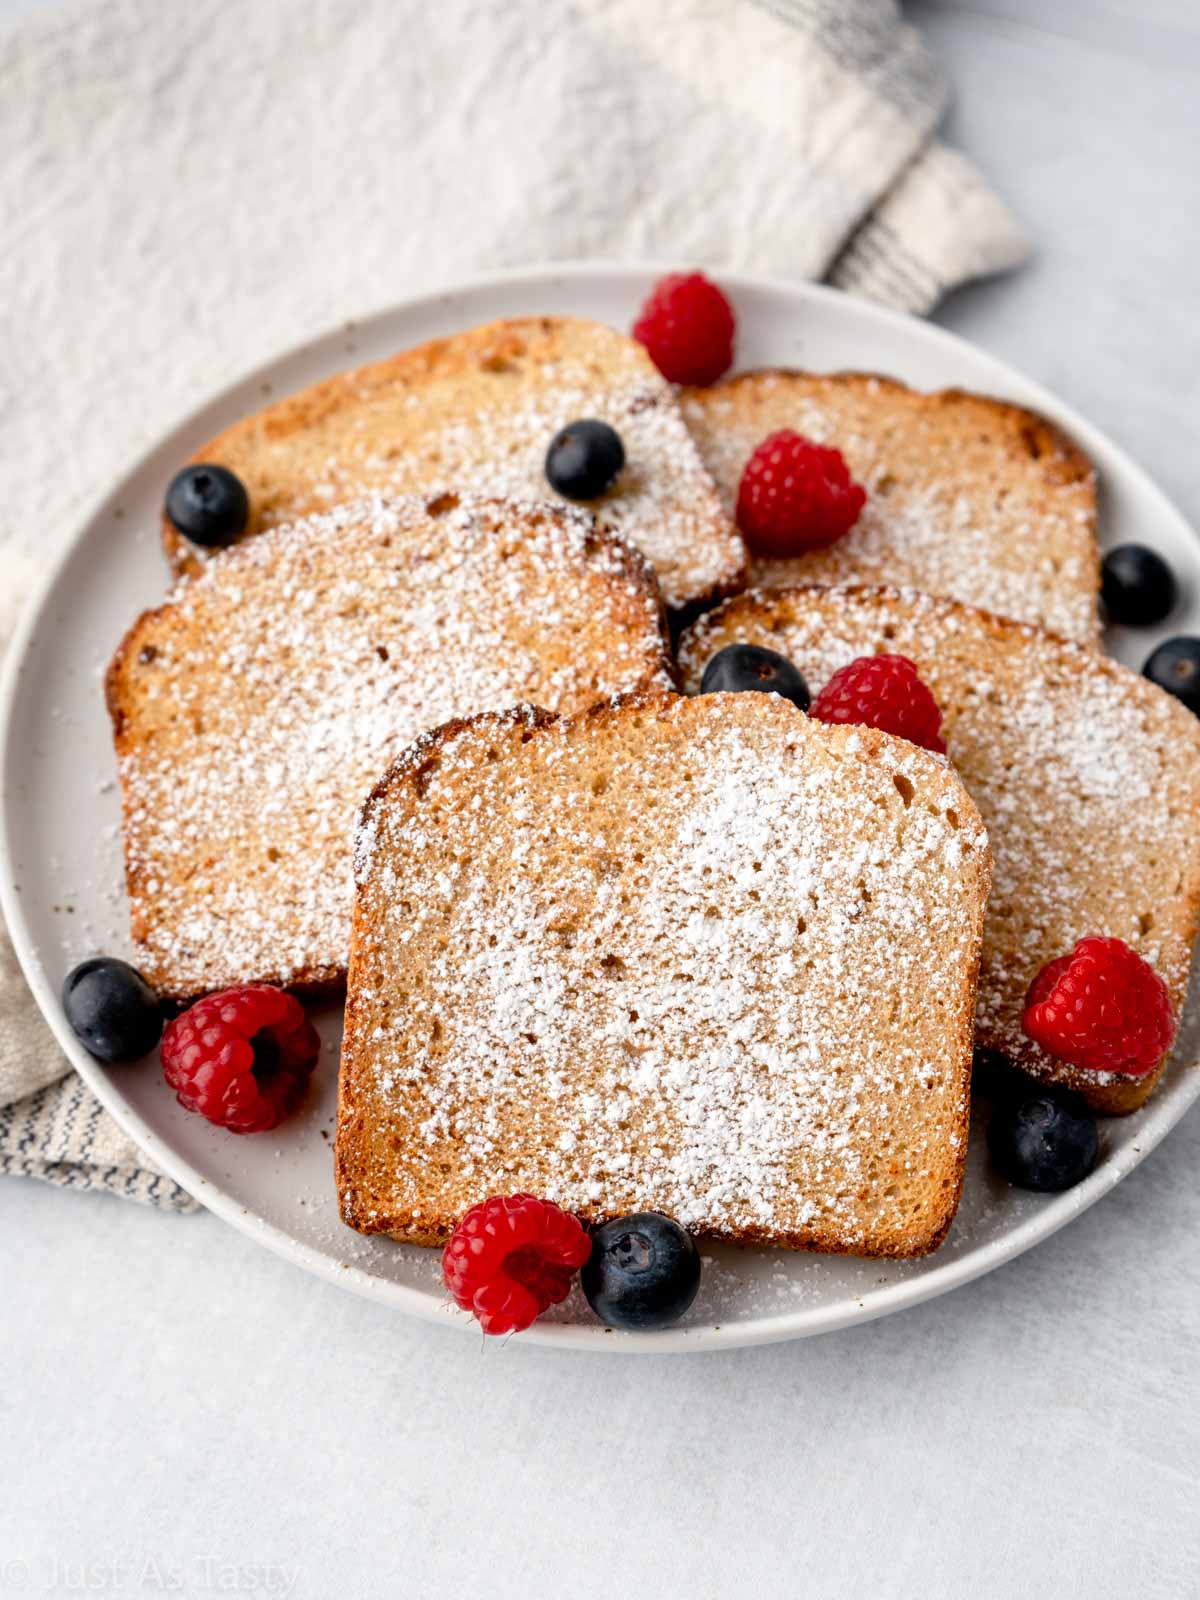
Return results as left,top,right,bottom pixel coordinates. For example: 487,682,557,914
0,0,1027,1207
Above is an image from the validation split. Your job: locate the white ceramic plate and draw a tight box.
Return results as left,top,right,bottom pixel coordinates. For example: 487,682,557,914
3,263,1198,1353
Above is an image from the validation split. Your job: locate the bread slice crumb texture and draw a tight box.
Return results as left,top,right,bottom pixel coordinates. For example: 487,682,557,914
679,584,1200,1113
108,494,674,1000
337,694,991,1257
681,370,1100,644
165,317,746,612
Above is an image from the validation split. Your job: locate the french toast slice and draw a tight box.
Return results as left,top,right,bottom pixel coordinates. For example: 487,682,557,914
678,585,1200,1113
108,494,674,1000
336,693,991,1257
164,317,746,613
680,370,1100,644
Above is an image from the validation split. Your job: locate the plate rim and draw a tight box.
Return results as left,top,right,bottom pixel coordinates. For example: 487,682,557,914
3,257,1198,1353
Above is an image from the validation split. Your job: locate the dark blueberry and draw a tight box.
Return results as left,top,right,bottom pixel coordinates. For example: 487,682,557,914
971,1046,1034,1101
1101,544,1177,626
987,1088,1099,1193
698,642,811,713
62,957,163,1063
545,419,625,500
1143,636,1200,715
581,1211,701,1330
164,463,249,548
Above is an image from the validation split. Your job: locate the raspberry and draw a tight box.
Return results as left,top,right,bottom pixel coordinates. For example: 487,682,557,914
810,654,947,754
735,431,866,555
1022,937,1176,1077
442,1193,591,1336
160,985,319,1133
632,271,735,386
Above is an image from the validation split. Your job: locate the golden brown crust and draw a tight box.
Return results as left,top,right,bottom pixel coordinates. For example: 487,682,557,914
162,317,746,612
711,369,1096,490
109,495,675,1001
679,582,1200,1116
680,368,1100,644
337,693,990,1257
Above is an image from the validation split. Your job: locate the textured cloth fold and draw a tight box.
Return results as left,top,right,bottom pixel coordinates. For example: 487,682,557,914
0,1075,198,1212
0,0,1028,1208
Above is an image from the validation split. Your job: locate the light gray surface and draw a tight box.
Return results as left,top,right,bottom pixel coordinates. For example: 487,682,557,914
3,2,1200,1596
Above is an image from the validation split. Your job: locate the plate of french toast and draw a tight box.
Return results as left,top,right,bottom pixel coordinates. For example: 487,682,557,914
4,262,1199,1350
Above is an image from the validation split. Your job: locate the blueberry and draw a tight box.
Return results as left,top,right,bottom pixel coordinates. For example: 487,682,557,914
581,1212,701,1330
165,463,249,548
62,958,163,1063
971,1046,1032,1101
987,1088,1098,1193
698,643,811,712
1101,544,1177,626
545,419,625,500
1143,636,1200,716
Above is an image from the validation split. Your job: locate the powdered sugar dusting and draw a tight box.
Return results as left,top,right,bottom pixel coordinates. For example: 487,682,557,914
360,385,735,612
340,696,990,1248
679,585,1200,1103
202,318,744,611
112,494,672,998
681,375,1099,643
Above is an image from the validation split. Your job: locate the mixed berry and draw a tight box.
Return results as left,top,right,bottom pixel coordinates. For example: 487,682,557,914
699,642,811,711
581,1211,701,1330
632,270,735,387
160,984,320,1133
988,1087,1099,1193
442,1193,592,1335
164,463,249,548
1101,543,1176,626
698,644,946,753
736,430,866,556
1143,635,1200,716
809,652,946,754
442,1193,703,1336
62,957,163,1063
545,418,626,500
1022,936,1175,1079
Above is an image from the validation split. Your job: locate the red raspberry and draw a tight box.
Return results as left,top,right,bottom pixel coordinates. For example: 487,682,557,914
810,654,946,754
735,431,866,555
632,271,735,386
1022,937,1176,1077
161,985,319,1133
442,1193,592,1336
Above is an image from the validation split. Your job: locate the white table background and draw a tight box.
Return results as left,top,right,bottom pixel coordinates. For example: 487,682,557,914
3,2,1199,1596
